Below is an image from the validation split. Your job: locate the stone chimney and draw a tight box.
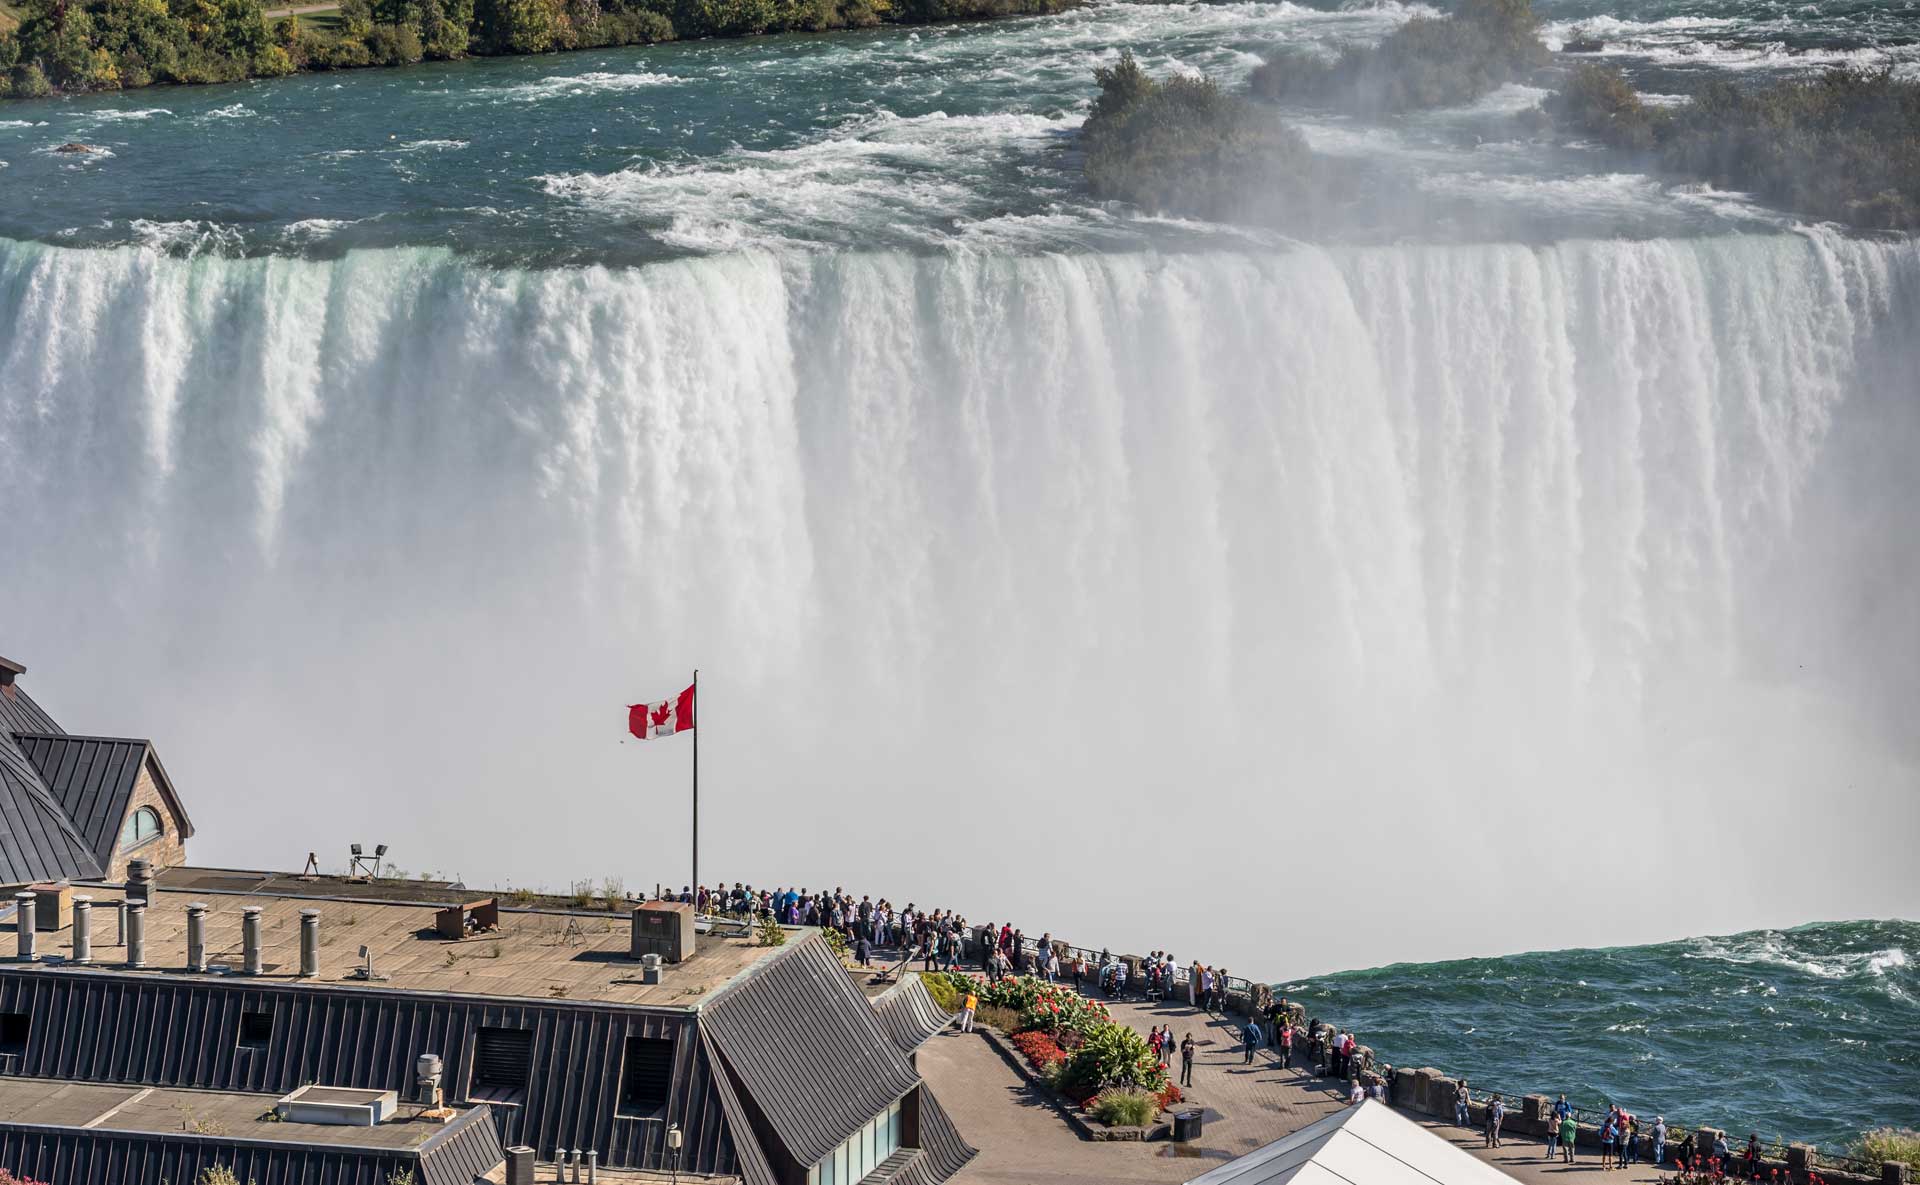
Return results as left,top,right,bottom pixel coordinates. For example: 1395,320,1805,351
0,655,22,702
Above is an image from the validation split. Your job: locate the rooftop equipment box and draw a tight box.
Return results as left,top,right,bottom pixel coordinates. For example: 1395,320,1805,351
631,901,695,964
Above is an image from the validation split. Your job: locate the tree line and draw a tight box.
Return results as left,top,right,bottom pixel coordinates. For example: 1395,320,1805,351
0,0,1074,98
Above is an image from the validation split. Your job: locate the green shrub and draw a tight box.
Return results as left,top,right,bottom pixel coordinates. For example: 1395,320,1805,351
1055,1022,1167,1099
1083,50,1327,224
1090,1087,1158,1127
1853,1129,1920,1173
755,915,788,947
9,59,50,95
1546,63,1920,229
1251,0,1547,113
363,21,421,61
1543,62,1667,151
920,972,959,1012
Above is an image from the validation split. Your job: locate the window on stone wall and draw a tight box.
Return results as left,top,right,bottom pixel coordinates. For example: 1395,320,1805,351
121,806,163,850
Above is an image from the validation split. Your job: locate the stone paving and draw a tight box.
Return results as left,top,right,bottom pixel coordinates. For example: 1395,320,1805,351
918,988,1678,1185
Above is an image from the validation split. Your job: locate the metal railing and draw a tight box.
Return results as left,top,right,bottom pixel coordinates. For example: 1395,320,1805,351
689,897,1888,1179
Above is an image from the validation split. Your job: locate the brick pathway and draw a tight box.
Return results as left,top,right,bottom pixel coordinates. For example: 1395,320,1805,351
919,988,1679,1185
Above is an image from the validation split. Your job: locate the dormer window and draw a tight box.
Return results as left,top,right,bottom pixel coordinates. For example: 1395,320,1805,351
122,806,163,850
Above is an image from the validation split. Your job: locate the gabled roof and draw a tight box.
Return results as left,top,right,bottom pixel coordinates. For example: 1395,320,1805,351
0,679,188,886
0,740,103,883
16,733,195,866
1184,1100,1519,1185
702,933,924,1170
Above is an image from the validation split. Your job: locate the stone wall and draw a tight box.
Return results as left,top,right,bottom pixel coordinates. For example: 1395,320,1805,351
106,758,188,881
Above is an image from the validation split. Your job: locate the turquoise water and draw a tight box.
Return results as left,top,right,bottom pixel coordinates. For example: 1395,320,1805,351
1289,920,1920,1151
6,0,1918,258
1,0,1917,1147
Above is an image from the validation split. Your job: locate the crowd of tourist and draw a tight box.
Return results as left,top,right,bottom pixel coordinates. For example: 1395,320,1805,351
674,881,1779,1179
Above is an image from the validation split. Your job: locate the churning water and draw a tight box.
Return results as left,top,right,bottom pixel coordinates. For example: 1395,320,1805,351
1,0,1916,1131
1292,919,1920,1150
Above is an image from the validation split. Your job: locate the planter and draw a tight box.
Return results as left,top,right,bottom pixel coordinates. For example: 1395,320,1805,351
978,1028,1171,1142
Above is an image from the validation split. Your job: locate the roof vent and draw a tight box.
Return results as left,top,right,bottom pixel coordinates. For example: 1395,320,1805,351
0,655,22,699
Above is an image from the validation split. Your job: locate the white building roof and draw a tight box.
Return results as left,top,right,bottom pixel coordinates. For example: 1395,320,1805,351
1184,1100,1518,1185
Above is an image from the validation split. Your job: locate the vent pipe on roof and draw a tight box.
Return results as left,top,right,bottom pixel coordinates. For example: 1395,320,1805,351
299,909,320,977
586,1150,598,1183
242,906,263,975
13,892,36,963
185,902,208,972
125,902,147,968
126,858,153,906
72,895,93,965
113,899,127,947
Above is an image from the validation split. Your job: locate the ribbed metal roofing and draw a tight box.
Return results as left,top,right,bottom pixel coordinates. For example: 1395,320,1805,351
701,933,923,1170
17,733,150,871
0,680,191,886
871,975,955,1056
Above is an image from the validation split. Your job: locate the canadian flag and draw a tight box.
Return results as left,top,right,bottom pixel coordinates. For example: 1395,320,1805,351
628,684,695,739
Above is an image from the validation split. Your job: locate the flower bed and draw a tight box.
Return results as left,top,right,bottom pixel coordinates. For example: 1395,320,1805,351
952,973,1177,1136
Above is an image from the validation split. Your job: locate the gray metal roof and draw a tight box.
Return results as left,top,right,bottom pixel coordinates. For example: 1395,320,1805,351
871,975,955,1056
702,934,924,1170
0,680,190,886
17,733,150,871
0,1093,505,1185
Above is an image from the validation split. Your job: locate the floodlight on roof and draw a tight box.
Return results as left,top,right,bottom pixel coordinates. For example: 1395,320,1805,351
351,843,363,856
374,844,388,859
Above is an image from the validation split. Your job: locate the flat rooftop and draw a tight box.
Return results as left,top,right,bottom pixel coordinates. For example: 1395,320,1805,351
155,865,473,904
0,1078,455,1150
11,886,781,1008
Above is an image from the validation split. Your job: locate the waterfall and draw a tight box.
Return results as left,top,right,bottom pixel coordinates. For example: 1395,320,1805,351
3,231,1916,970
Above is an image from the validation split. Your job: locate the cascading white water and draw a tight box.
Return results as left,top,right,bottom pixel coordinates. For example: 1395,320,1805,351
3,231,1916,971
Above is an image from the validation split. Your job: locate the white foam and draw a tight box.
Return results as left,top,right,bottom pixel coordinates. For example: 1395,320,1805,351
126,219,245,254
82,107,172,122
483,71,677,102
540,108,1078,250
205,103,257,120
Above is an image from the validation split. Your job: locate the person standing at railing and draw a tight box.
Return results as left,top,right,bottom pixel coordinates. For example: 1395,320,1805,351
1623,1112,1640,1167
1652,1116,1668,1166
1559,1110,1578,1164
1600,1109,1617,1165
1486,1096,1505,1148
1547,1096,1570,1161
1278,1021,1294,1069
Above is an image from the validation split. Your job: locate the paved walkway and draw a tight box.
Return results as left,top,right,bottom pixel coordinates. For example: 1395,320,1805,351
919,987,1679,1185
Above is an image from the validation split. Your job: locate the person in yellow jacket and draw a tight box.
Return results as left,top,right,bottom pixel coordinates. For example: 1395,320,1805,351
959,990,978,1033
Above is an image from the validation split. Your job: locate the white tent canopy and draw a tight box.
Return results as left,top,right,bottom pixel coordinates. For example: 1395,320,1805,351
1184,1100,1519,1185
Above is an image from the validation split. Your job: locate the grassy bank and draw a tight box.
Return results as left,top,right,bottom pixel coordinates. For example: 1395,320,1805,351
1548,62,1920,229
0,0,1076,99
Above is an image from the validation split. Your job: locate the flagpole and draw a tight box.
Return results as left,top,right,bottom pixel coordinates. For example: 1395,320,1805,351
691,668,699,907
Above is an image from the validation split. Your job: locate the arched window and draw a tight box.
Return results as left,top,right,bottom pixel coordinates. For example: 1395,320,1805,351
122,806,163,849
